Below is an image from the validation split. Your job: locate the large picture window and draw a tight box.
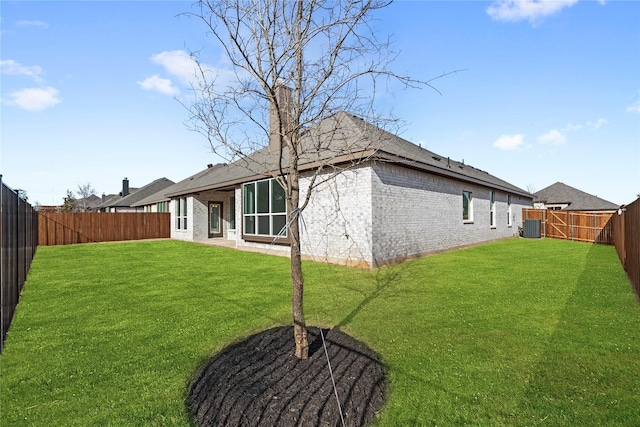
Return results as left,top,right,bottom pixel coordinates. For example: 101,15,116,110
463,191,473,222
243,179,287,238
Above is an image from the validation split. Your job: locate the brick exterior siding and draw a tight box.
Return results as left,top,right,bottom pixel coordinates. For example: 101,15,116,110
171,161,532,268
370,162,530,265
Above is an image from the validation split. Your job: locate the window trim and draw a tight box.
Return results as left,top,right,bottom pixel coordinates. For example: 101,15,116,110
242,178,290,244
229,195,236,230
463,191,474,223
490,190,496,228
175,197,187,230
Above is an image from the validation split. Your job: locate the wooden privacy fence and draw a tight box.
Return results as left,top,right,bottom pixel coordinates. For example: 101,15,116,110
610,198,640,299
38,212,170,246
522,209,614,244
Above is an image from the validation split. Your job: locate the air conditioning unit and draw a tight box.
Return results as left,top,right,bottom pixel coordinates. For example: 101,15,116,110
523,219,541,238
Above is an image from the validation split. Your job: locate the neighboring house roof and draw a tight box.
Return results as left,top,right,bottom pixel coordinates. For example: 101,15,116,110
131,181,179,207
99,178,175,209
166,112,532,199
76,194,102,210
534,182,619,211
99,193,128,208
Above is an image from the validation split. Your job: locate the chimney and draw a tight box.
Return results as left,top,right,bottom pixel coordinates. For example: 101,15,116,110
102,193,106,203
122,178,129,197
269,84,293,152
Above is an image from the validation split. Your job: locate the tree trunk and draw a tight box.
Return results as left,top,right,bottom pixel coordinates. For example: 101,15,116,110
289,167,308,359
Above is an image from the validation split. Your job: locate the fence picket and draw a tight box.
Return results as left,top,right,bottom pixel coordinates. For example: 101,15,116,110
522,209,614,244
37,212,170,246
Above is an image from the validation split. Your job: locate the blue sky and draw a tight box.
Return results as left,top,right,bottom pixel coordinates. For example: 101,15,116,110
1,0,638,206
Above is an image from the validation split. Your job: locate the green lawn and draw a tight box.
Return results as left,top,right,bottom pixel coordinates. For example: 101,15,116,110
1,238,638,426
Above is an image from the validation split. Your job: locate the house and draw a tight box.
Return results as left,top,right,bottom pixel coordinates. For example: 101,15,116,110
130,184,173,213
533,182,619,212
76,194,102,212
164,108,533,268
98,177,175,212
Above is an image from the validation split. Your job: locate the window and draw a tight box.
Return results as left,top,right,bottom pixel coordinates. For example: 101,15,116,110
507,195,512,226
157,201,167,213
243,179,287,237
490,191,496,228
176,197,187,230
229,195,236,230
463,191,473,222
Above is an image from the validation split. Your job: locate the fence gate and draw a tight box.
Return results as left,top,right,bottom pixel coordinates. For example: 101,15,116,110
547,211,568,239
522,209,614,244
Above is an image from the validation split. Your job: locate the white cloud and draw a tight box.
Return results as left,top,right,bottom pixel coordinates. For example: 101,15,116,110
493,134,525,150
138,74,180,96
586,118,608,130
563,122,583,131
150,50,200,85
626,101,640,114
0,59,44,82
145,49,237,91
6,87,61,111
487,0,579,23
538,129,566,145
16,20,48,29
564,118,608,132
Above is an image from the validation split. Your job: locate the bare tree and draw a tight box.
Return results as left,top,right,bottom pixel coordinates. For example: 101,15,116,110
185,0,440,359
76,182,96,212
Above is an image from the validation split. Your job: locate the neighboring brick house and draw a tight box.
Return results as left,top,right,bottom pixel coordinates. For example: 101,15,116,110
165,111,533,268
533,182,619,212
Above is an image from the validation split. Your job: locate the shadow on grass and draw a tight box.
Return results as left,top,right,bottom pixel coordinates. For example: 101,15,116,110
520,243,640,425
335,265,402,330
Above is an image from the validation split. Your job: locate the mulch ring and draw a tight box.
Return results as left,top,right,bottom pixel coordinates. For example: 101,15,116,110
187,326,387,427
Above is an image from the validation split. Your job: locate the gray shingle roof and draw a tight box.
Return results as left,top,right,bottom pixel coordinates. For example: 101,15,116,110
76,194,102,210
99,178,175,208
534,182,619,211
167,112,532,198
130,187,172,207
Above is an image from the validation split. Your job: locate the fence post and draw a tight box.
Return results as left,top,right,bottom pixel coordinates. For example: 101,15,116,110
570,213,574,241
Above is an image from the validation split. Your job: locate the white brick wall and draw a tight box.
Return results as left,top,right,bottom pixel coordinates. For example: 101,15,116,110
370,162,530,265
171,161,532,267
298,164,374,266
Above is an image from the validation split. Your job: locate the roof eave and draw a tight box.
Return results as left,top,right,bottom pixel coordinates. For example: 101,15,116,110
164,148,532,200
374,152,533,198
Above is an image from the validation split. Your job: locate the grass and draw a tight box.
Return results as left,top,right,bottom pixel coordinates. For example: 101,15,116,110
1,238,639,426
